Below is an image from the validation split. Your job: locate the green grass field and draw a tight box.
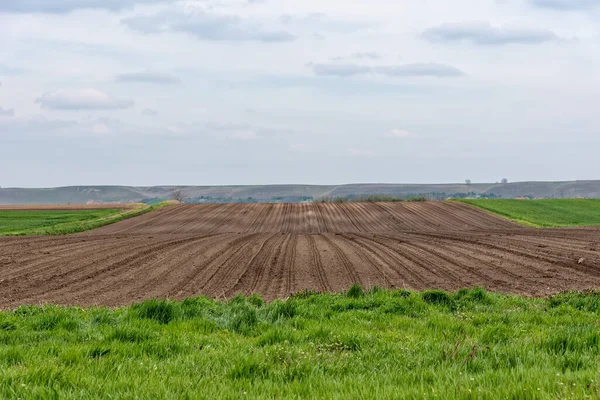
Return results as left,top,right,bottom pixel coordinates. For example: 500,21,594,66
0,203,170,236
460,199,600,227
1,288,599,399
0,209,122,235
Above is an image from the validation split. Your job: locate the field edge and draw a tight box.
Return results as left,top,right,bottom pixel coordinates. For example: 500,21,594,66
0,201,175,236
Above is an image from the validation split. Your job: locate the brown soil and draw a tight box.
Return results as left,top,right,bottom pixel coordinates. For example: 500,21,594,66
1,202,599,307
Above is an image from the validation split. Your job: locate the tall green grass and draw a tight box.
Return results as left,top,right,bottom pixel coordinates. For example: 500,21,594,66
1,288,599,398
460,199,600,227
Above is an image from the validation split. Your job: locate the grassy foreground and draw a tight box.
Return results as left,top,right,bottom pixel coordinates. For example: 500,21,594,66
0,202,171,236
460,199,600,227
1,288,600,399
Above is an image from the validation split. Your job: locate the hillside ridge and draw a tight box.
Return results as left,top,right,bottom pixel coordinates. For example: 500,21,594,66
1,180,599,204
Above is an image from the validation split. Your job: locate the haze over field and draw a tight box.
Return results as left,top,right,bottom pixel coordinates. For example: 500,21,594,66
4,181,600,204
0,0,599,187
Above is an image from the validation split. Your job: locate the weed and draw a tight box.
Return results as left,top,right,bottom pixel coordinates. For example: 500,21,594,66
269,300,297,321
109,327,152,343
131,299,179,324
422,290,456,310
0,347,24,366
291,289,320,299
247,294,265,308
347,284,364,299
227,305,258,335
88,346,111,359
0,320,17,331
256,329,295,347
455,287,492,305
228,359,271,380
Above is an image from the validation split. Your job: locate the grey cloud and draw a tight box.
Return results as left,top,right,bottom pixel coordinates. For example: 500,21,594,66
0,64,24,74
422,23,559,45
122,11,295,42
26,39,141,60
116,71,180,84
333,52,381,61
0,0,170,14
0,115,78,135
0,115,128,137
375,63,465,77
0,107,15,117
280,13,374,33
142,108,158,116
531,0,599,10
312,63,372,77
311,62,464,78
348,148,375,157
36,89,134,110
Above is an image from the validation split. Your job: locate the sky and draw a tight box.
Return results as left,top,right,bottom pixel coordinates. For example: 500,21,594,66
0,0,599,187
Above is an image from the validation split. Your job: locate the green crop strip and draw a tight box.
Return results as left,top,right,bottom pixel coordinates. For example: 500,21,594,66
459,199,600,227
0,202,172,236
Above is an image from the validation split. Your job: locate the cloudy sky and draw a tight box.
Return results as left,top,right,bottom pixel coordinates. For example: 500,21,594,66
1,0,599,187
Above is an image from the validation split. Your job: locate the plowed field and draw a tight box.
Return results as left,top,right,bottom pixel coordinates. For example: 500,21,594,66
1,203,600,307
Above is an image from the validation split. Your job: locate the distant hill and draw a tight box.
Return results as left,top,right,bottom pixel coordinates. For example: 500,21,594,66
1,181,599,205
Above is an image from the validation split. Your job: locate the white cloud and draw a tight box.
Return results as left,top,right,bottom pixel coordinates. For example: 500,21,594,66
0,64,23,74
375,63,465,77
35,89,134,110
230,130,258,140
0,115,79,135
312,63,371,77
384,129,416,138
0,107,15,117
311,62,464,78
92,122,112,134
280,13,374,33
122,10,295,42
116,71,180,84
0,0,171,14
0,115,128,137
531,0,600,10
422,23,559,46
141,108,158,116
349,148,375,157
290,143,308,152
333,52,381,61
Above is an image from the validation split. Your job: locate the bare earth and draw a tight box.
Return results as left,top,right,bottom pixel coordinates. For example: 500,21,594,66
1,203,599,307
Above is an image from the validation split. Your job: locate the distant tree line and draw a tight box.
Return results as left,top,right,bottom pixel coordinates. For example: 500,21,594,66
184,196,315,204
147,192,508,205
317,195,428,203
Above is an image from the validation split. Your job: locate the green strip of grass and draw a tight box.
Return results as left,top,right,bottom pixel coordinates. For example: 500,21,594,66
1,288,599,398
459,199,600,227
0,202,172,236
0,209,121,234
